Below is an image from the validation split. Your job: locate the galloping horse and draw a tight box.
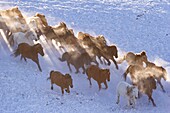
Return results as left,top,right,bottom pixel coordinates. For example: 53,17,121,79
13,43,44,72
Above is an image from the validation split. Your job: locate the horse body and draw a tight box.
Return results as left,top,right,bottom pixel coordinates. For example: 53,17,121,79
123,64,158,106
101,45,118,69
59,51,98,74
137,76,157,106
13,43,44,72
10,29,39,46
117,51,148,66
145,61,167,92
124,61,167,92
116,81,138,107
47,70,73,95
86,65,110,90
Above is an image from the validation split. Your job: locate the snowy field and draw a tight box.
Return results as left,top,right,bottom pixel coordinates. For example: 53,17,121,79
0,0,170,113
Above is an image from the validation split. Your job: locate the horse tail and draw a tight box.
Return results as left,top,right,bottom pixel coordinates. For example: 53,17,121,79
47,70,54,80
58,57,65,62
58,52,68,62
47,77,50,81
12,48,20,57
117,54,126,64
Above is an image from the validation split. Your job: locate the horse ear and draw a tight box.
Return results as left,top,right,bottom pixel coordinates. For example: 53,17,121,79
25,31,31,38
127,86,132,95
141,51,146,55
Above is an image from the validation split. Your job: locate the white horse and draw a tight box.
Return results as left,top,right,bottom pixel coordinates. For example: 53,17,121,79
116,81,138,107
9,29,39,46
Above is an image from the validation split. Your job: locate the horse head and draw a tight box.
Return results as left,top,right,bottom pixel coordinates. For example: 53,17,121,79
65,74,73,88
112,45,118,58
161,67,168,81
34,43,44,56
140,51,148,63
25,30,39,41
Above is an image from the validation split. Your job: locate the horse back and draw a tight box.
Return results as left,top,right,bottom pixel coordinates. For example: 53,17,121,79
50,71,67,87
86,65,104,82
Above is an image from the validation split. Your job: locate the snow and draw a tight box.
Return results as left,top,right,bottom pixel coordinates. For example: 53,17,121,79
0,0,170,113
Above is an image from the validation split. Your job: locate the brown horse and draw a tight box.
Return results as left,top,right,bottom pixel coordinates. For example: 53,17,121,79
123,64,157,106
117,51,148,66
100,45,118,69
123,61,168,92
59,51,98,74
13,43,44,72
137,75,157,107
47,70,73,95
145,61,168,92
86,65,110,90
78,33,118,69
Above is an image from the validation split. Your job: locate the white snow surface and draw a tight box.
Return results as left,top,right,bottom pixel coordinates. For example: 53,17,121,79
0,0,170,113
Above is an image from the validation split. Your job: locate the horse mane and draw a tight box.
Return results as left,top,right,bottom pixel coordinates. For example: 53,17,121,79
33,43,41,47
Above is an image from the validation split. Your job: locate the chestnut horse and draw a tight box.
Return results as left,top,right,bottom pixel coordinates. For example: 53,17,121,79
86,65,110,90
13,43,44,72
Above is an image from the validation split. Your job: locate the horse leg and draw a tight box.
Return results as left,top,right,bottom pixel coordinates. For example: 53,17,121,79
65,87,70,93
61,87,64,95
20,55,27,62
104,57,111,65
67,62,72,73
92,57,99,66
123,66,130,81
104,81,108,89
111,57,118,69
157,80,166,92
33,59,42,72
148,95,156,107
24,57,27,62
51,83,53,90
75,67,80,74
97,82,101,91
103,59,107,65
88,77,92,86
82,66,86,74
116,93,120,104
20,56,23,61
98,56,103,64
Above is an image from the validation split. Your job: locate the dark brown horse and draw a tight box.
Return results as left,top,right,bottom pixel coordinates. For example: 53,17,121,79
13,43,44,72
100,45,118,69
59,51,98,74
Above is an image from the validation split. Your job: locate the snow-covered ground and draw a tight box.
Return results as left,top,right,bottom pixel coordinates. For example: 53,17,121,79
0,0,170,113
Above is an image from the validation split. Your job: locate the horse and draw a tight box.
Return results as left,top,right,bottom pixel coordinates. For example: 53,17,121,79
0,16,12,40
137,75,157,107
116,81,138,107
47,70,73,95
77,32,118,69
59,51,98,74
0,7,27,33
13,43,44,72
117,51,148,66
123,65,157,107
86,65,110,90
100,45,119,69
123,61,168,92
9,29,40,46
145,61,168,92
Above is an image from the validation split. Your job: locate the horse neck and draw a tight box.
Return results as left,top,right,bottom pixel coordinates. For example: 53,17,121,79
32,45,39,55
